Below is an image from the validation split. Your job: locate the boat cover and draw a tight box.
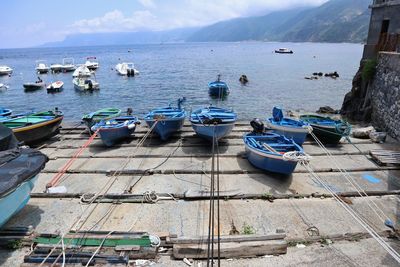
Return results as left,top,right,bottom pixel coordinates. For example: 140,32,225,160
272,107,283,122
0,148,48,198
0,124,18,151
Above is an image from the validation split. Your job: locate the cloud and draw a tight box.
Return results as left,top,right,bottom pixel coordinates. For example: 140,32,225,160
138,0,156,9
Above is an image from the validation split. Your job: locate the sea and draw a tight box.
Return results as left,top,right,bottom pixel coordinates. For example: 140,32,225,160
0,42,363,122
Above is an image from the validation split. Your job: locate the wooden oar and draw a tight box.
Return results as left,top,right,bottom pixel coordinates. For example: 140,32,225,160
262,143,279,154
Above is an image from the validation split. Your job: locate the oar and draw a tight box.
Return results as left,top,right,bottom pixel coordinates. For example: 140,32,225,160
262,143,279,154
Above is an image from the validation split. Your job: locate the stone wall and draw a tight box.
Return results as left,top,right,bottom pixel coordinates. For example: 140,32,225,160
370,52,400,139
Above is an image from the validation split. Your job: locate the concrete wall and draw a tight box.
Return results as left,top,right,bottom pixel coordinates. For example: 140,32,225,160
370,52,400,139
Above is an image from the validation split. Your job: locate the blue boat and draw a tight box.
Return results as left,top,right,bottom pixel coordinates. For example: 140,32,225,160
0,124,48,228
243,132,307,175
144,98,186,141
208,75,230,97
91,116,140,147
0,108,12,117
190,106,237,142
265,107,311,146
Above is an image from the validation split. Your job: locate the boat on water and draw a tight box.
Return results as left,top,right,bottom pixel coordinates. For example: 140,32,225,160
73,76,99,91
1,109,63,144
300,114,351,144
275,48,293,54
0,65,13,75
243,132,307,175
61,58,76,72
50,63,63,73
266,107,311,146
144,98,186,141
82,108,122,134
0,108,12,117
72,65,92,78
91,116,140,147
46,81,64,93
190,106,237,142
0,124,48,228
208,74,230,97
0,83,9,90
115,62,139,76
23,77,45,92
35,60,50,74
85,56,99,70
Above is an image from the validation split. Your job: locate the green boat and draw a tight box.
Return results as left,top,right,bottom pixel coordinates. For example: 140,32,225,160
299,114,351,145
1,110,63,144
81,108,121,134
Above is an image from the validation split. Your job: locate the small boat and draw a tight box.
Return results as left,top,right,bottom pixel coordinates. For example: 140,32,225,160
0,124,48,228
1,109,64,144
115,62,139,76
85,56,99,70
243,132,307,175
275,48,293,54
72,65,92,78
50,63,63,73
61,58,76,72
0,108,12,117
0,83,9,90
35,60,50,74
300,114,351,144
0,65,13,75
23,77,45,92
190,106,237,142
91,116,140,146
82,108,122,134
144,98,186,141
46,81,64,93
266,107,310,146
73,77,99,91
208,74,230,97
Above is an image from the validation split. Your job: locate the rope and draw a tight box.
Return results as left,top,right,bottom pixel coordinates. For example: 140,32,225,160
282,151,312,163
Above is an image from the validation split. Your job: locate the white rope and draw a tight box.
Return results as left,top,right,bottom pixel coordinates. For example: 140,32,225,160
282,151,312,163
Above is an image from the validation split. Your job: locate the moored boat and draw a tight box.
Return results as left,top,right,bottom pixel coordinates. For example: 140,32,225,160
0,65,13,75
266,107,311,146
144,98,186,141
85,56,99,70
46,81,64,93
35,60,50,74
73,77,99,91
1,109,63,144
0,124,48,228
72,65,92,78
243,132,308,175
50,63,63,73
82,108,122,134
115,62,139,76
23,77,45,92
275,48,293,54
91,116,140,147
0,108,12,117
190,106,237,142
208,74,230,97
300,114,351,145
61,58,76,72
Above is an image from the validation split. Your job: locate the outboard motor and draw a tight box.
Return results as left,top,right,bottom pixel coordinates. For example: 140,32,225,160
87,80,93,90
250,118,264,133
177,97,186,109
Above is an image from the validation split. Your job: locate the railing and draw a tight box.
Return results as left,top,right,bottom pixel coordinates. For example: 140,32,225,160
376,33,400,53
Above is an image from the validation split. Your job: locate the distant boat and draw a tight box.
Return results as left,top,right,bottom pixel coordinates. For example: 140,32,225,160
1,109,64,144
50,63,63,73
300,114,351,145
265,107,310,146
0,124,48,228
82,108,122,134
23,77,45,92
61,58,76,72
72,65,92,78
73,77,99,91
85,56,99,70
275,48,293,54
0,83,8,90
0,65,13,75
144,98,186,141
91,116,140,146
115,62,139,76
46,81,64,93
243,132,306,175
208,74,230,97
190,106,237,142
35,60,50,74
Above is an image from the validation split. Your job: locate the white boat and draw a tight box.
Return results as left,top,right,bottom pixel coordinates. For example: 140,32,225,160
50,63,63,73
85,57,99,70
61,58,76,72
72,65,92,78
115,62,139,76
275,48,293,54
0,83,9,90
0,65,13,75
35,60,50,74
47,81,64,92
73,77,99,91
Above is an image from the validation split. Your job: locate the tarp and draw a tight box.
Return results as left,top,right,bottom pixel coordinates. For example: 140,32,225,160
0,124,18,151
0,148,48,198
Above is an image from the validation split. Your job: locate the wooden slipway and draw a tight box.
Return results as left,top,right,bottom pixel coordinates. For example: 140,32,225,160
1,121,400,266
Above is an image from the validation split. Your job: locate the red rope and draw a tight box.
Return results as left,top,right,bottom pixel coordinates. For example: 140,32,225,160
46,129,99,189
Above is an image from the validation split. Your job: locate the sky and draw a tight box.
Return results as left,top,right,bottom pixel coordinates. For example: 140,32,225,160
0,0,328,48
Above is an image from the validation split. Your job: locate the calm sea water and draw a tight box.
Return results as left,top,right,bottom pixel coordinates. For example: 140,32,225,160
0,42,362,122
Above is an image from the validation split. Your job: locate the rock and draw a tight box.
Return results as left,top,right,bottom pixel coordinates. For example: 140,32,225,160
369,131,387,143
352,126,375,139
316,106,339,114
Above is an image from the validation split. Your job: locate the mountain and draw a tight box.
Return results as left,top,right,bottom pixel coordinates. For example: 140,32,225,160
187,0,371,43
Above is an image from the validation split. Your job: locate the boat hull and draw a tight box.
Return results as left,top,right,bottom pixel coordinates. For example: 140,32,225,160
97,126,136,147
265,122,309,145
12,116,63,144
0,175,38,228
145,118,185,141
23,83,44,92
191,122,234,141
309,125,344,144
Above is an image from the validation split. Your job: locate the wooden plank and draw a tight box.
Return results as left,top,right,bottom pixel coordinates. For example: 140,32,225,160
169,234,286,244
173,240,287,259
115,245,140,251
